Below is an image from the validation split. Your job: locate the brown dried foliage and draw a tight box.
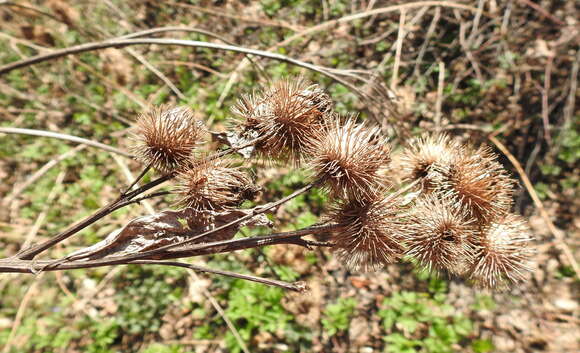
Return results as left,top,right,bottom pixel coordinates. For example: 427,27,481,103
435,145,515,223
328,195,407,272
400,134,462,192
174,158,257,211
469,214,535,289
132,106,204,172
232,78,332,163
403,195,477,274
307,117,391,201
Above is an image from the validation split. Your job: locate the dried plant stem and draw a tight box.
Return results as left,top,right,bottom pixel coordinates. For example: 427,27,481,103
135,260,307,292
0,1,65,25
434,61,445,129
488,135,579,278
413,6,441,77
14,133,263,261
278,1,480,49
215,1,479,112
122,162,152,195
0,36,368,112
0,127,131,157
1,145,86,212
541,56,554,146
15,171,174,260
0,224,338,273
1,273,44,353
168,224,338,257
187,271,251,353
132,182,319,258
116,26,237,44
0,38,340,81
21,170,66,249
516,0,565,26
391,9,406,90
112,155,155,215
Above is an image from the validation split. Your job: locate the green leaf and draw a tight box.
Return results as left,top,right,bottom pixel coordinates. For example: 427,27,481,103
472,339,495,353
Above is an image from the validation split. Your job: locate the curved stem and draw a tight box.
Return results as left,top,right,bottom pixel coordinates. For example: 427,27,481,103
0,224,339,273
15,138,262,260
0,38,355,95
120,182,320,261
0,127,132,157
0,38,331,75
133,260,307,292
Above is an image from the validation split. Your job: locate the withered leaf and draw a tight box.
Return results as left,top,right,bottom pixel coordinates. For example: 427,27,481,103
66,208,272,261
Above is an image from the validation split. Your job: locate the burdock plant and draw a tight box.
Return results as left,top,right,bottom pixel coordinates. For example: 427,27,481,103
1,77,534,291
132,105,204,173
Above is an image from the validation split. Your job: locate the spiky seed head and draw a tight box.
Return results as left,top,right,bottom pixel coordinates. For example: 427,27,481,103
403,195,477,274
435,145,515,224
132,106,204,172
327,195,406,272
174,158,257,211
307,117,391,201
469,214,535,289
400,134,462,192
231,78,332,163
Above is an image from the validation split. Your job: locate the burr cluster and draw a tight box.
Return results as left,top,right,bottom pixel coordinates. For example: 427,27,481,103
131,78,534,289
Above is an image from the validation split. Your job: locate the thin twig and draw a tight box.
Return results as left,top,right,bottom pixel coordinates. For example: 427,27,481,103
0,1,65,24
112,156,155,215
516,0,566,26
466,0,485,46
172,2,303,31
457,12,483,83
0,224,339,273
21,170,66,249
1,145,86,212
0,38,339,79
114,191,172,209
1,273,44,353
541,56,554,146
15,143,255,260
562,50,578,127
488,135,579,278
391,9,406,90
124,47,186,101
0,127,131,157
434,61,445,129
0,37,374,112
14,171,174,260
121,163,152,196
117,26,244,46
187,271,251,353
142,182,318,255
135,260,306,292
279,1,481,49
413,6,441,77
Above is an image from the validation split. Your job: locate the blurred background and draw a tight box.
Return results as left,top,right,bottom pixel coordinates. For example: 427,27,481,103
0,1,578,352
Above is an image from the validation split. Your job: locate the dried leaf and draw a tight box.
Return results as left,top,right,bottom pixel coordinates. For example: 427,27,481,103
66,208,272,260
211,130,257,159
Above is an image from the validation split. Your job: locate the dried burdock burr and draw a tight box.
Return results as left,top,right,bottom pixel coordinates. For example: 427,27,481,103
232,78,332,163
399,134,462,192
132,106,204,172
469,214,535,289
307,117,391,201
403,195,477,274
436,145,515,224
174,157,258,211
327,195,406,272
